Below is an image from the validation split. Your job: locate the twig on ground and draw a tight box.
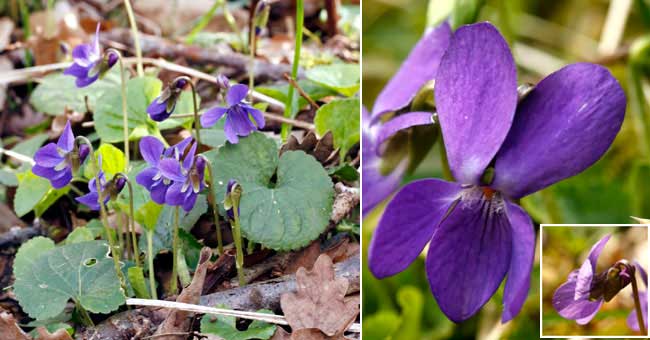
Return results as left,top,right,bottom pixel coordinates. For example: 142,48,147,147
283,73,320,109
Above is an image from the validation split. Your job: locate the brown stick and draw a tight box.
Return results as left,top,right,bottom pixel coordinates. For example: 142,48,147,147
283,73,320,109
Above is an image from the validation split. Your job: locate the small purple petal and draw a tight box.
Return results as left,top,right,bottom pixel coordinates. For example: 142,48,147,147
575,259,594,301
183,143,197,171
553,278,604,322
226,84,249,106
246,106,265,128
201,107,228,128
71,44,95,67
136,167,159,189
223,115,240,144
492,63,627,199
627,291,648,331
435,22,517,185
32,164,57,180
34,143,64,167
57,121,75,152
182,192,198,212
76,192,100,210
167,137,193,158
75,72,99,88
372,22,452,119
375,111,434,156
368,179,461,278
150,183,168,204
426,195,513,322
165,182,186,206
501,201,535,323
587,234,612,273
50,168,73,189
148,97,172,122
139,137,165,166
158,159,186,182
63,62,89,78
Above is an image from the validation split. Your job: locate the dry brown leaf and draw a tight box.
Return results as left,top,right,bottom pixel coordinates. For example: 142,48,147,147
280,254,359,337
280,131,337,165
154,247,212,340
0,309,30,340
282,240,321,275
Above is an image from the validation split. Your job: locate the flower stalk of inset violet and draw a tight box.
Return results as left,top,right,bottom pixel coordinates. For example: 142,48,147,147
629,262,647,334
174,76,202,146
74,136,126,291
280,0,304,141
171,206,180,294
105,48,130,169
225,180,245,286
113,173,140,267
248,0,270,101
146,229,157,299
123,0,143,77
197,155,223,255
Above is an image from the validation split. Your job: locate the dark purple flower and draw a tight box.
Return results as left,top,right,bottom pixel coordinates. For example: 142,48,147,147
135,136,193,205
75,156,126,210
147,78,189,122
552,234,615,324
160,142,206,212
200,84,264,144
628,261,648,332
369,22,626,323
63,24,117,88
32,121,89,189
362,22,451,215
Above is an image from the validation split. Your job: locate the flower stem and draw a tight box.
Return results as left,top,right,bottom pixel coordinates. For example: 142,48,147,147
221,0,246,52
75,301,94,327
75,136,127,293
631,272,647,334
106,49,130,170
248,29,257,102
123,0,144,77
232,199,245,286
170,206,180,294
146,231,158,299
280,0,304,141
198,156,223,256
116,173,140,267
176,76,201,146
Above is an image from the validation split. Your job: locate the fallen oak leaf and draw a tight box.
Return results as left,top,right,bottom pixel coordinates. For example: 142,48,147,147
0,309,30,340
279,254,359,337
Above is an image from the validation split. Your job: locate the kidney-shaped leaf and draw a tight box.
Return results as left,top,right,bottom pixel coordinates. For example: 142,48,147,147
306,64,360,96
206,133,334,250
14,240,125,320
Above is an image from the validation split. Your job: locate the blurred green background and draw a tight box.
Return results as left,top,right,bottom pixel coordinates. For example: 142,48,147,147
541,226,648,336
362,0,650,339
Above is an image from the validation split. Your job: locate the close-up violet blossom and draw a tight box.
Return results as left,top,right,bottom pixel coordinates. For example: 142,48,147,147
362,22,451,216
63,24,117,88
32,121,89,189
147,78,189,122
200,83,265,144
368,22,626,323
135,136,193,205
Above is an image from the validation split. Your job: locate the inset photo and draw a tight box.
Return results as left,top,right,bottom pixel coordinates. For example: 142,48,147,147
541,225,649,337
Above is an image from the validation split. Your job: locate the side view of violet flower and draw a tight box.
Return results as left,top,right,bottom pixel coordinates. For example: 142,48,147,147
63,24,117,88
33,121,89,189
159,142,206,212
200,83,264,144
362,22,451,216
369,22,626,323
135,136,193,204
75,156,125,210
628,261,648,332
147,78,189,122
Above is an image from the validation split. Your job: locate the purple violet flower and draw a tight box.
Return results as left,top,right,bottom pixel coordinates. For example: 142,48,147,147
369,22,626,323
63,24,117,88
75,156,125,210
362,22,451,215
147,78,189,122
33,121,89,189
628,261,648,332
135,136,193,205
200,83,264,144
160,142,206,212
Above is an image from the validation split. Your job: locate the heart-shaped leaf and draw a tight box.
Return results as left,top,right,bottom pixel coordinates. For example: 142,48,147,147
200,307,276,340
14,168,69,217
306,64,360,97
314,98,360,158
205,133,334,250
13,239,125,320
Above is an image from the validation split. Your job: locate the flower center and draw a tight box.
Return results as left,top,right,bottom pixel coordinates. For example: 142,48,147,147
459,185,505,217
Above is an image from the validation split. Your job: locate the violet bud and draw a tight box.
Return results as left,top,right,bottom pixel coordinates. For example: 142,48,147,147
216,74,230,90
253,0,270,36
147,77,190,122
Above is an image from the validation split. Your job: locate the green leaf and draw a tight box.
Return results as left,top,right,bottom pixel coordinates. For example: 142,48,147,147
450,0,485,29
201,307,276,340
65,227,95,244
30,69,121,116
206,133,334,250
95,144,126,177
11,133,49,158
328,163,359,181
362,311,401,340
94,76,161,143
127,266,151,299
134,201,164,232
306,64,360,97
14,240,125,320
0,168,18,186
255,80,336,116
396,286,424,340
315,98,360,158
15,168,69,217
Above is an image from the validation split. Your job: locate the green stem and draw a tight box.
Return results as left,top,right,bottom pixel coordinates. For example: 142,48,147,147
107,49,130,170
248,29,257,101
177,251,191,287
75,137,127,292
123,0,144,77
146,231,158,299
170,206,180,294
631,272,647,334
280,0,304,141
222,0,246,51
232,201,245,286
186,0,223,44
75,301,94,327
176,76,201,146
198,156,223,255
117,173,140,267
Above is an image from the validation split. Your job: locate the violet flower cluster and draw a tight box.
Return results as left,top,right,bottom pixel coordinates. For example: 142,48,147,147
63,24,117,87
136,136,206,212
368,22,626,323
